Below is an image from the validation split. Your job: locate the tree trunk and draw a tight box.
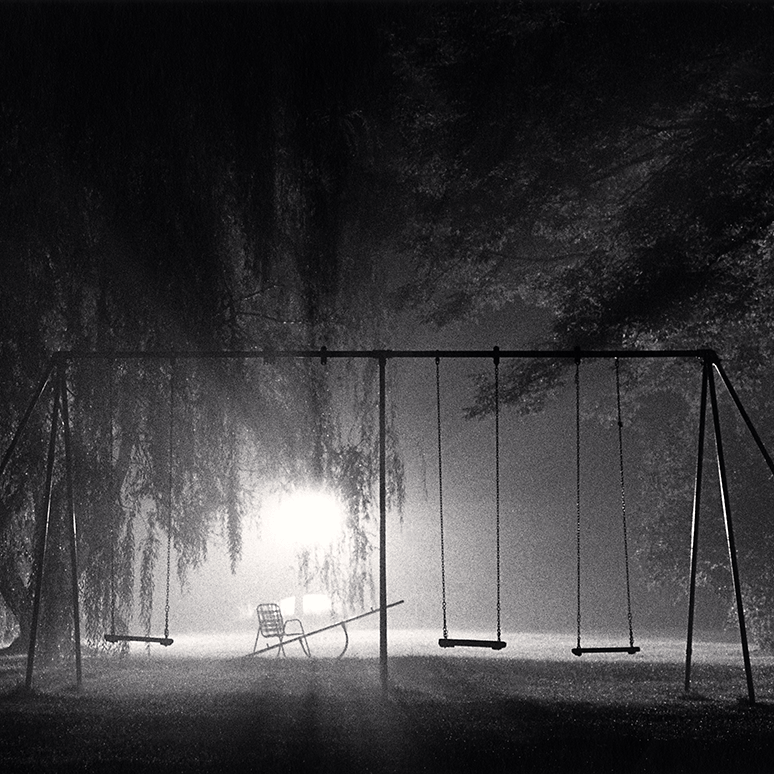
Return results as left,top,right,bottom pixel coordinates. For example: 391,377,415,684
0,551,32,653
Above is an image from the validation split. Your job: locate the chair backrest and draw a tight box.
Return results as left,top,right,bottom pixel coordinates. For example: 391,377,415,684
256,603,285,638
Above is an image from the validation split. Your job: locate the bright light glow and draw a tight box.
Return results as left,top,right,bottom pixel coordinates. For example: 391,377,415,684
279,596,296,617
269,490,343,547
279,593,332,618
302,593,332,615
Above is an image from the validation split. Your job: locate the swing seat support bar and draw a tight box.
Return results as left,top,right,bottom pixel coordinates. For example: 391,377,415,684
439,638,507,650
104,633,174,647
572,646,639,656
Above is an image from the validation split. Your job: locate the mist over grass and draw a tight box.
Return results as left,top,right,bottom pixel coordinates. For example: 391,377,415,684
96,628,766,666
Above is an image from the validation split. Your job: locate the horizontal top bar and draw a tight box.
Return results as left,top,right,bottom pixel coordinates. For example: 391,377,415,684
53,348,717,362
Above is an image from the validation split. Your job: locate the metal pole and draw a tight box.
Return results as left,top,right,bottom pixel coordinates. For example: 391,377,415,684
59,364,82,690
25,382,61,691
54,347,715,362
0,358,56,481
379,353,388,698
685,357,709,694
713,359,774,480
708,366,756,705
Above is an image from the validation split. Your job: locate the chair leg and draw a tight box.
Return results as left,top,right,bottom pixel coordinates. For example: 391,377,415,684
283,620,311,657
253,630,260,653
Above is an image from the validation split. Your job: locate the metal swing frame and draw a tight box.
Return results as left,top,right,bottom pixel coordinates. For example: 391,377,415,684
1,347,768,702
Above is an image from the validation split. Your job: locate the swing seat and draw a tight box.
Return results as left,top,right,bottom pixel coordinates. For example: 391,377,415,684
104,633,174,646
439,638,507,651
571,645,639,656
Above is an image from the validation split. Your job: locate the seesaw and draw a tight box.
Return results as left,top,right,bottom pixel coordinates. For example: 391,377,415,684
245,599,405,659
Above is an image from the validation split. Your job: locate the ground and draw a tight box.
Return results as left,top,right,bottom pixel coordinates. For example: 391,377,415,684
2,635,774,773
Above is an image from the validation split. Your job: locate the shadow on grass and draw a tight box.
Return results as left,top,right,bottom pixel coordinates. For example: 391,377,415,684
1,654,774,772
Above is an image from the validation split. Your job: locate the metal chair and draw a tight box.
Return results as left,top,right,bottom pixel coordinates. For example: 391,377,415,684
253,602,311,657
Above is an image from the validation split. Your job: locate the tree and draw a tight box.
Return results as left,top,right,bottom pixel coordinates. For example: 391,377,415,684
0,4,406,653
490,11,774,649
387,3,774,645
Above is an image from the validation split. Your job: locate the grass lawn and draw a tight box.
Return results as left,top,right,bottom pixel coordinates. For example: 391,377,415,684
2,633,774,772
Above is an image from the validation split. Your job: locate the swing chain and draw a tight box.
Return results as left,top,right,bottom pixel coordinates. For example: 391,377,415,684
108,358,116,637
494,350,502,641
615,358,635,648
164,358,175,640
435,356,448,640
575,356,582,651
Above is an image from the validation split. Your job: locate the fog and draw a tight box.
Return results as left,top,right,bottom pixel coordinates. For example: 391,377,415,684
153,313,742,652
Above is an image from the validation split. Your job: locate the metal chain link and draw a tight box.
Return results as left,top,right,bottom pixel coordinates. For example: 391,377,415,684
108,358,116,636
435,356,448,640
615,358,636,648
494,350,502,642
165,358,174,640
575,356,582,651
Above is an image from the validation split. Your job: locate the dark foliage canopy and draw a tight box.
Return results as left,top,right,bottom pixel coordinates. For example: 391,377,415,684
382,3,774,645
0,3,407,650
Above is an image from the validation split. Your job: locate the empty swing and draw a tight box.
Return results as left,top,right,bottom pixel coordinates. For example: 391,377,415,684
104,360,175,647
572,355,639,657
436,350,506,651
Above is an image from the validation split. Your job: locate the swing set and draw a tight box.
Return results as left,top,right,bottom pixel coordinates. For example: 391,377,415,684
434,351,638,656
2,347,771,704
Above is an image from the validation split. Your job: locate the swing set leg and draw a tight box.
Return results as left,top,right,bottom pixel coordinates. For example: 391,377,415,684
26,364,84,692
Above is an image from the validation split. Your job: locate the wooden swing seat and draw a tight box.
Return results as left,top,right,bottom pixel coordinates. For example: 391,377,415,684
571,646,639,656
439,638,507,650
104,633,174,646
